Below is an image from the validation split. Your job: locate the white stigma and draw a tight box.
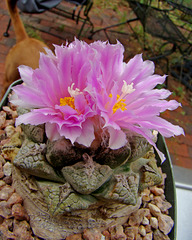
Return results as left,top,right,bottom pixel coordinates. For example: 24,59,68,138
68,83,82,97
121,81,135,95
152,130,159,142
153,130,158,137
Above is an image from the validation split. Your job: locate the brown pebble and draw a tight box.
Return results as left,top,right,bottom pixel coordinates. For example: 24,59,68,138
150,217,158,229
3,176,12,185
142,195,151,202
0,218,16,239
136,233,142,240
143,232,153,240
65,233,83,240
0,200,12,218
0,216,4,224
0,171,4,179
0,155,6,165
148,203,161,217
3,106,17,119
13,219,33,240
5,119,15,127
0,185,15,201
158,213,174,235
152,196,172,212
0,115,6,128
142,188,151,202
129,208,150,226
153,229,170,240
124,226,138,239
1,147,20,162
7,192,23,208
4,125,16,138
102,230,111,240
0,180,6,189
150,186,164,196
12,203,29,221
109,225,127,240
145,224,152,233
0,130,6,140
0,162,4,179
3,162,12,176
138,225,146,237
83,229,103,240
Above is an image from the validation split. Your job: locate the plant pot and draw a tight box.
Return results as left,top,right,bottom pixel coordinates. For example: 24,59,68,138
0,80,176,239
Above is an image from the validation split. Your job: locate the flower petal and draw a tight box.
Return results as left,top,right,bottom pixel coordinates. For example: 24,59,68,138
15,110,54,126
45,122,61,141
107,127,127,149
59,125,81,144
76,119,95,147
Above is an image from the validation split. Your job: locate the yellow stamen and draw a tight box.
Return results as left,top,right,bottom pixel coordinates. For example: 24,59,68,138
109,94,127,113
60,97,75,109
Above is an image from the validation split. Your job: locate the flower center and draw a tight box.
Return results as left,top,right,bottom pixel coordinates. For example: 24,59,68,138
109,94,127,113
108,81,135,114
60,97,75,109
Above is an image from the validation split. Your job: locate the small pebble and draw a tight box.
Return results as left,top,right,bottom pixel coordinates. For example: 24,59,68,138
0,171,4,179
138,225,146,236
7,192,23,208
2,106,17,119
13,219,33,240
124,226,138,239
150,186,164,196
142,217,149,225
83,228,104,240
65,233,83,240
0,116,6,128
153,229,170,240
0,155,6,165
109,225,127,239
148,203,161,217
150,217,158,229
102,230,111,240
143,232,153,240
3,162,12,176
145,224,152,233
12,203,29,221
0,180,6,189
136,233,142,240
0,200,12,218
0,185,14,201
152,196,172,212
3,176,12,185
0,216,4,224
158,213,174,235
0,130,6,140
4,126,16,138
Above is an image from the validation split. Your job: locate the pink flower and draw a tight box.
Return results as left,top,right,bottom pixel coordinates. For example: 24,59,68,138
83,41,184,162
11,40,97,146
11,39,184,162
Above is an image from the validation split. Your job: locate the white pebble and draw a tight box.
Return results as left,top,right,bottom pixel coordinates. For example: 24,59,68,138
3,162,12,176
139,225,146,236
5,126,15,137
150,217,158,229
142,217,149,225
148,203,161,217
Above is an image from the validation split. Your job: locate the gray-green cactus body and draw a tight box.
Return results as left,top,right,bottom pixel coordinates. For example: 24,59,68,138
61,154,113,194
11,119,162,239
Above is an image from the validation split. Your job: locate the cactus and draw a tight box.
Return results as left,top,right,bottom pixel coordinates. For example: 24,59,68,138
11,120,162,239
